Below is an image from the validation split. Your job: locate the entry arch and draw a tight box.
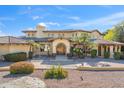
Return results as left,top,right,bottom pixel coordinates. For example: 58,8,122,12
52,39,70,54
56,43,66,55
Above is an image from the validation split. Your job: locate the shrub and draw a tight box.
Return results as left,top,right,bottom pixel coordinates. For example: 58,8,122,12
120,52,124,59
114,52,121,60
28,51,33,59
91,49,97,58
10,62,34,74
4,52,27,62
70,47,74,54
44,65,68,79
79,52,85,58
104,51,110,58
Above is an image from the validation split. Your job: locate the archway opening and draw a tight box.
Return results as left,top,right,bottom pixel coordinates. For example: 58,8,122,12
56,43,66,55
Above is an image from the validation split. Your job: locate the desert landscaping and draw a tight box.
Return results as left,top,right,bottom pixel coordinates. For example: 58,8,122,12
1,69,124,88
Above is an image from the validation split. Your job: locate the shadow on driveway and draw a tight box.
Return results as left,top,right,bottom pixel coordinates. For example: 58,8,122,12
0,61,14,67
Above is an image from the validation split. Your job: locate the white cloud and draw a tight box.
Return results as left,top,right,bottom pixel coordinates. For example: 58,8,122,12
46,22,60,26
32,16,43,20
54,6,69,12
99,5,112,8
37,22,60,27
67,12,124,28
0,22,5,29
38,23,47,27
0,30,7,36
19,6,44,15
26,27,34,30
68,16,80,21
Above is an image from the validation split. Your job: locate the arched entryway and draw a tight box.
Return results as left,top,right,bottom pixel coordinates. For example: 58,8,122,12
52,39,70,54
56,43,66,55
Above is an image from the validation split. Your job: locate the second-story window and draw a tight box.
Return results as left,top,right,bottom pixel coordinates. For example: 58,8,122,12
52,34,54,37
28,33,30,37
75,33,77,37
58,33,60,37
72,33,74,37
32,33,34,37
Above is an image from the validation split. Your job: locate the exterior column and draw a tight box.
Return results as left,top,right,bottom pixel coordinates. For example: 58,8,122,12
101,45,104,57
119,45,121,52
44,44,48,51
110,46,114,58
115,45,118,52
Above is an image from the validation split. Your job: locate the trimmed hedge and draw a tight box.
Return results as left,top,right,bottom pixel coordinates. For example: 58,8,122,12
10,62,34,74
4,52,27,62
91,49,97,58
44,65,68,79
120,52,124,59
114,52,121,60
28,51,33,59
104,51,110,58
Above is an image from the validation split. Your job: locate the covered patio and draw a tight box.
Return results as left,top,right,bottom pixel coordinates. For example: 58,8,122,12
94,39,124,58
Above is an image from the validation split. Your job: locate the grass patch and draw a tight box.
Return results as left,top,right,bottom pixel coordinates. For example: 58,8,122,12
77,67,124,71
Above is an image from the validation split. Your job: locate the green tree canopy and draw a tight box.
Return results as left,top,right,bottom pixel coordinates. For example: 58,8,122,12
71,32,95,56
104,21,124,42
104,29,117,41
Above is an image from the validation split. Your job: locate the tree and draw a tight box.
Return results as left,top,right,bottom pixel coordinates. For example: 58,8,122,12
28,40,41,53
113,22,124,42
104,29,116,41
104,21,124,42
71,32,95,56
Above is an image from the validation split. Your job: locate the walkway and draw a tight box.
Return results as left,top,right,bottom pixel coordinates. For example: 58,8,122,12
0,56,124,69
30,55,124,69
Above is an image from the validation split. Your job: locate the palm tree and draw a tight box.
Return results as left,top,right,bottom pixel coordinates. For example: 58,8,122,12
27,40,43,58
71,32,94,57
28,40,41,52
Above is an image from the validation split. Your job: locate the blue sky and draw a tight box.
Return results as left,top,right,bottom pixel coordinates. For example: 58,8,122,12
0,5,124,36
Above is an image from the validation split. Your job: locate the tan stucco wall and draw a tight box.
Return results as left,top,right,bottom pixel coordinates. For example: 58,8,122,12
0,44,30,56
25,32,36,37
91,31,102,39
44,32,73,38
52,39,70,54
9,44,30,54
0,45,9,56
42,31,102,39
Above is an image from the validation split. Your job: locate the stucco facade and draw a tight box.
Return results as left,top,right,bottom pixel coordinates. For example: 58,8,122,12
21,24,124,58
0,36,30,59
52,39,70,54
0,44,30,56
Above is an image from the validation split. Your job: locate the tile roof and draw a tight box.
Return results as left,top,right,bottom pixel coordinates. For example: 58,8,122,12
0,36,29,44
22,29,103,35
93,39,124,45
21,37,53,42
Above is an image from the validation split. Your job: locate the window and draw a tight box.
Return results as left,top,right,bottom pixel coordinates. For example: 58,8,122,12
52,34,54,37
28,33,30,37
58,33,60,37
63,34,64,37
75,33,77,37
48,33,50,37
72,33,74,37
32,33,35,37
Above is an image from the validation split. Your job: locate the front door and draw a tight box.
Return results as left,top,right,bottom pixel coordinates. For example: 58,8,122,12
56,43,66,55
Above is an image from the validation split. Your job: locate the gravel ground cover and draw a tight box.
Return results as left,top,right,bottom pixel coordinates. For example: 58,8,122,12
1,70,124,88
